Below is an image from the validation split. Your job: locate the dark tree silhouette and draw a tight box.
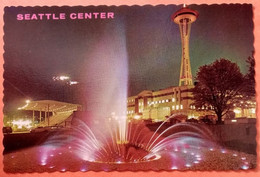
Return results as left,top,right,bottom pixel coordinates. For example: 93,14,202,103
192,59,244,124
243,52,255,97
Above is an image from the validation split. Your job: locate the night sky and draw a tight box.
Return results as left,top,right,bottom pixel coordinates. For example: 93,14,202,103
3,4,254,113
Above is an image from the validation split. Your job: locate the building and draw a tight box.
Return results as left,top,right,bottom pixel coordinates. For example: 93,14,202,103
127,5,200,122
127,85,200,122
126,5,256,122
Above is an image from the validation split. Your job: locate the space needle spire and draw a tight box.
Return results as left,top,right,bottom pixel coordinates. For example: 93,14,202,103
172,5,199,86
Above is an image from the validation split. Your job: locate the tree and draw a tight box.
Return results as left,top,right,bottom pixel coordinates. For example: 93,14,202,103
192,59,244,124
242,52,255,97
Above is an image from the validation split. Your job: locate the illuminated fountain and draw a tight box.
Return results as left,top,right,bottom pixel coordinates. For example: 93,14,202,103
40,6,216,166
41,115,218,166
38,18,221,166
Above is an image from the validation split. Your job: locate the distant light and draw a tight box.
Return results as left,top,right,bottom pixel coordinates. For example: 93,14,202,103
41,162,47,166
231,119,237,122
25,100,31,104
133,115,141,120
233,109,241,114
12,119,32,129
60,168,66,172
59,76,70,81
183,4,186,7
53,75,70,81
116,161,122,164
185,163,192,167
251,108,256,114
221,149,227,153
80,167,87,172
171,166,178,170
69,81,79,85
241,165,249,170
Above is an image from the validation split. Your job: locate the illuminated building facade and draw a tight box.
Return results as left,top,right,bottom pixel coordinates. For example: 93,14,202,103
127,85,197,122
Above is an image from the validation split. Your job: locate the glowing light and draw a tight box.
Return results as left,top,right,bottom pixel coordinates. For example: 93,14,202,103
195,154,201,158
250,108,256,114
185,163,192,167
41,161,47,166
69,81,79,85
231,119,237,122
133,115,141,120
17,100,31,110
194,160,199,164
171,166,178,170
241,165,249,170
12,119,32,129
221,149,227,153
241,157,246,160
232,153,238,157
80,167,88,172
233,109,241,114
60,168,66,172
59,76,70,81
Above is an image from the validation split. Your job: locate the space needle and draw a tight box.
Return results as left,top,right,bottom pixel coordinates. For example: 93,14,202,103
172,4,199,86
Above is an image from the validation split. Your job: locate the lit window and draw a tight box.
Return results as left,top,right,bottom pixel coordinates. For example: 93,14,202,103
162,100,165,103
155,101,158,104
172,106,175,110
180,105,183,109
176,105,179,110
172,98,175,102
159,100,161,103
166,99,169,102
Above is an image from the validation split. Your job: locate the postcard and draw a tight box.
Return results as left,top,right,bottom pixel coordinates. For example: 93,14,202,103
2,3,257,173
